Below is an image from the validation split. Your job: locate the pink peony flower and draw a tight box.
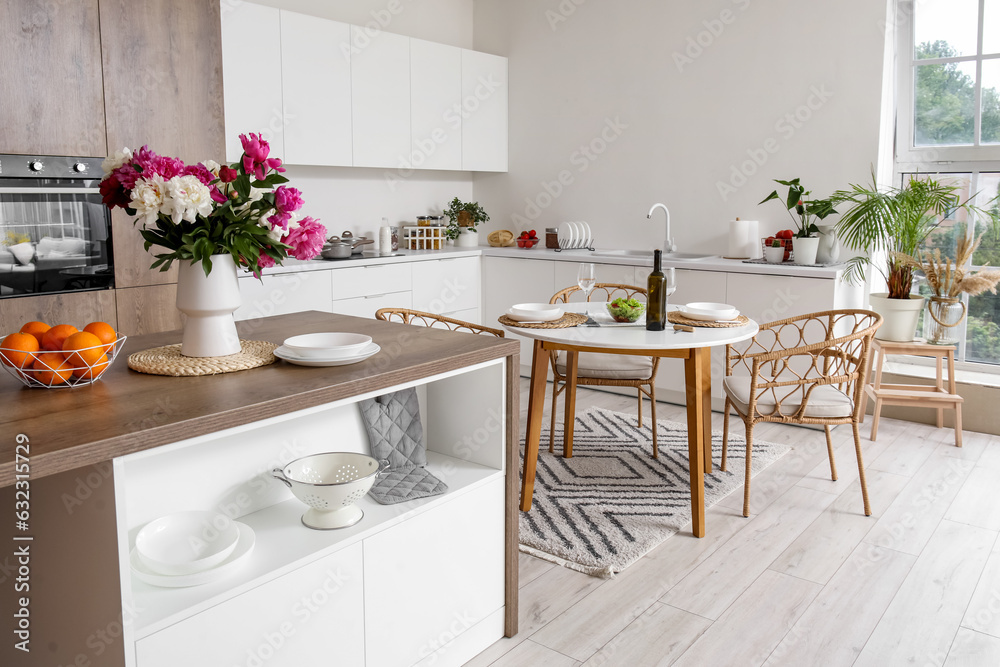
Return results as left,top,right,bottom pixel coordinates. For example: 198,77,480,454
268,210,292,229
219,166,238,183
284,216,327,260
257,252,277,270
240,132,285,181
273,186,304,214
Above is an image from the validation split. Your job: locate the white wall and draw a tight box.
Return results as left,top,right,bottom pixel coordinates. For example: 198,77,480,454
242,0,475,238
471,0,890,254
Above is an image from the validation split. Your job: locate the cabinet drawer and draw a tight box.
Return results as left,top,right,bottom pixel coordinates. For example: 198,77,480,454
331,263,412,300
411,256,480,314
331,291,412,319
135,543,365,667
235,272,333,321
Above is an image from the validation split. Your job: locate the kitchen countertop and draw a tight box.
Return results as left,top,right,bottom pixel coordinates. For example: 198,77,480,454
256,245,849,280
0,311,518,486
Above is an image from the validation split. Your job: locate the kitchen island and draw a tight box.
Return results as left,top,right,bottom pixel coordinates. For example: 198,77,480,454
0,311,520,667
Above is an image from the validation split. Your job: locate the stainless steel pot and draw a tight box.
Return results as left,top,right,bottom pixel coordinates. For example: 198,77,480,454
320,242,353,259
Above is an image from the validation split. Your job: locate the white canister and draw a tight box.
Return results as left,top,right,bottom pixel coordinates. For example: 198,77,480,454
378,226,392,255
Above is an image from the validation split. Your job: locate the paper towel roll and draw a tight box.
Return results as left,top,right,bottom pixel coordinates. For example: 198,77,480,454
378,226,392,255
745,220,760,258
728,219,750,258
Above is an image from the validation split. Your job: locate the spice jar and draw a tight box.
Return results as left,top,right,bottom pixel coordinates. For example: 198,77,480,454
417,216,430,226
545,228,559,249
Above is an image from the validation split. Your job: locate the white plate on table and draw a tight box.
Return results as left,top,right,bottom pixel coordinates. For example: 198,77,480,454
507,303,564,322
274,343,381,366
131,522,255,588
681,302,740,321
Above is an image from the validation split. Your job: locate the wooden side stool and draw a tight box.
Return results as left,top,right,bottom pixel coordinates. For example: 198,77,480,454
863,339,963,447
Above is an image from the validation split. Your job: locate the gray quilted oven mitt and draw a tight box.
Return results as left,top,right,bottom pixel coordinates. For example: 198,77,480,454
358,388,447,505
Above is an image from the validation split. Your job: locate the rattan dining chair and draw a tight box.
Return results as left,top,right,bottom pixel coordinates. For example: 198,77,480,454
548,284,662,458
374,308,505,338
721,309,882,517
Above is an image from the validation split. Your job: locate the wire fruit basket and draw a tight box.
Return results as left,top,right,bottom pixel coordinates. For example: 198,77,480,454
0,333,127,388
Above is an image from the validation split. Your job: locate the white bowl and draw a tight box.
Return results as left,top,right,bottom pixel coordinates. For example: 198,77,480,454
507,303,564,322
135,511,241,576
273,452,386,530
682,302,739,321
283,332,373,359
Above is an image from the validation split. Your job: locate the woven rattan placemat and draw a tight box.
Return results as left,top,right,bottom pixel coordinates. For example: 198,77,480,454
128,340,279,376
667,312,750,328
498,312,588,329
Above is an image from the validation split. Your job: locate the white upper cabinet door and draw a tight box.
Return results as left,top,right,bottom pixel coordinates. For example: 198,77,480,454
221,2,283,162
461,49,508,172
279,11,352,166
409,38,462,171
351,27,410,168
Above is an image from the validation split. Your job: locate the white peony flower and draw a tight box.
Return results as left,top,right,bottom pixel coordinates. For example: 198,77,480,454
102,147,133,175
202,160,221,176
129,174,167,226
164,175,215,223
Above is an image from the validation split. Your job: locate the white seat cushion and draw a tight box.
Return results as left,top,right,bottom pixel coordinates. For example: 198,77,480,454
723,376,854,419
556,351,653,380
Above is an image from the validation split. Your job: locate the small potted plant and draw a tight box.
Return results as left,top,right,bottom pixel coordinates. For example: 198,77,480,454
760,178,837,265
443,198,490,247
764,238,786,264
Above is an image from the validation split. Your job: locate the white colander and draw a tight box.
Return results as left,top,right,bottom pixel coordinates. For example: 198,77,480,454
272,452,388,530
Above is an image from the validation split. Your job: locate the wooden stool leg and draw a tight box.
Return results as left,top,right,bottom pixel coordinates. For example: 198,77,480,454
936,355,944,428
825,425,838,481
870,346,886,441
948,349,962,448
955,402,963,448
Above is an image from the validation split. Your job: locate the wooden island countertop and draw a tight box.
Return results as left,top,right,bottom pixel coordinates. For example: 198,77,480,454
0,310,520,486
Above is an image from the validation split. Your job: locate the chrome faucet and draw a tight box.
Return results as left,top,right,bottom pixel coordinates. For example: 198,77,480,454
647,203,676,253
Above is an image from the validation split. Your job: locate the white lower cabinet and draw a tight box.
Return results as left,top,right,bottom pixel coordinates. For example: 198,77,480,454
412,256,481,320
364,479,505,667
235,272,334,321
552,261,635,300
331,290,412,319
136,543,366,667
483,257,555,372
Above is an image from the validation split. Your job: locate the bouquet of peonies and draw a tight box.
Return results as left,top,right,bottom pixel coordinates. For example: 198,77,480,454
99,133,326,277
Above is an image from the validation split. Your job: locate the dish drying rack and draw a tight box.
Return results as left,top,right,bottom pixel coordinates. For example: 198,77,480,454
554,237,596,252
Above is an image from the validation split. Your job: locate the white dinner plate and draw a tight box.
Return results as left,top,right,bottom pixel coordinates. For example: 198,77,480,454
681,302,740,321
507,303,564,322
274,343,381,366
135,510,240,576
559,221,575,249
131,522,255,588
570,222,582,248
579,221,591,247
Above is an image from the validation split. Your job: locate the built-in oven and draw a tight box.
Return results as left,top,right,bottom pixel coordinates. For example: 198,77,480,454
0,154,114,298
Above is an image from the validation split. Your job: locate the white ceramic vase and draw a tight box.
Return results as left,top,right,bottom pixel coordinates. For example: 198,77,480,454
456,229,479,247
868,293,926,342
764,245,785,264
175,254,242,357
792,236,820,265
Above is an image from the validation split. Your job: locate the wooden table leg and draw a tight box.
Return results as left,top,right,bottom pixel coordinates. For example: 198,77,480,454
684,348,707,538
870,346,885,441
700,347,713,474
520,340,550,512
563,350,579,458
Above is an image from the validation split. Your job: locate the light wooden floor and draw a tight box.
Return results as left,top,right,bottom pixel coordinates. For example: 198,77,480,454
466,379,1000,667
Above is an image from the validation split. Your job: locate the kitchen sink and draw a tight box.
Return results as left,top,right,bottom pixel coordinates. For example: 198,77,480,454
594,250,717,261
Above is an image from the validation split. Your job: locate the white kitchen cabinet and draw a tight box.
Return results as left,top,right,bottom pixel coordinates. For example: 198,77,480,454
135,543,366,667
331,263,412,301
483,257,555,372
331,291,412,319
221,3,284,162
280,12,352,167
552,260,636,302
461,49,508,172
235,272,333,321
634,267,728,310
351,27,410,168
411,256,481,318
410,38,463,171
726,272,836,325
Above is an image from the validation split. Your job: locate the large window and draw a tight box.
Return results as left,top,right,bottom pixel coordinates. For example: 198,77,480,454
897,1,1000,369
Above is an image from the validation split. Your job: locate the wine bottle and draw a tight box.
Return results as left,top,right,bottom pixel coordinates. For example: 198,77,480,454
647,249,666,331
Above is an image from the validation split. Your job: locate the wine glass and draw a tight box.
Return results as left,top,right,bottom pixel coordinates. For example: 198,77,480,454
664,267,677,299
577,263,596,299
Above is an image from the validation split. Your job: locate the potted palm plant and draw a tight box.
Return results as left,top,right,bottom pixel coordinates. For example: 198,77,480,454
831,173,994,341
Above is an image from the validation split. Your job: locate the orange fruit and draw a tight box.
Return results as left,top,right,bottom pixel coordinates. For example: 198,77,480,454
73,353,109,380
83,321,117,354
31,352,73,385
62,332,105,368
19,321,50,347
41,324,78,351
1,333,40,369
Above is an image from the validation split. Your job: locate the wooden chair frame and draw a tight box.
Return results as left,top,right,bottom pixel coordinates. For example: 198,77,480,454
548,283,662,457
374,308,505,338
721,309,882,517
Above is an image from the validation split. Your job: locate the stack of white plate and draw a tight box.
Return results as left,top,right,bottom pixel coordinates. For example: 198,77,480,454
130,510,256,588
558,221,593,249
274,332,381,367
678,302,741,322
506,303,564,322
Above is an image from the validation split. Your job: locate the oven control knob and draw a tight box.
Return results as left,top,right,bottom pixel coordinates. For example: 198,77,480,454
28,160,44,172
72,162,88,173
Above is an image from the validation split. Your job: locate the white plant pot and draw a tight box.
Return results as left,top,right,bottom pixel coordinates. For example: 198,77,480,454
792,236,820,265
456,229,479,247
764,245,785,264
868,293,926,342
175,254,242,357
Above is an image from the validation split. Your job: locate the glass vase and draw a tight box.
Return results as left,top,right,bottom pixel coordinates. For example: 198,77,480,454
924,296,966,345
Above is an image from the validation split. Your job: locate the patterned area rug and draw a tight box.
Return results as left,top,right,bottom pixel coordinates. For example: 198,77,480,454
519,407,790,577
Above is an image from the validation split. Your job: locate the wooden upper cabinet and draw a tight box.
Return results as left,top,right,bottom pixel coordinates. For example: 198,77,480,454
99,0,225,289
0,0,107,157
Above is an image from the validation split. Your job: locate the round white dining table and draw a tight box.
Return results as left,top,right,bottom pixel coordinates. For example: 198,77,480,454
503,303,758,538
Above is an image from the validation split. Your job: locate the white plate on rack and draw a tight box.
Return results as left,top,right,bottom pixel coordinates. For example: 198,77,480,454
274,343,381,367
571,222,583,248
130,522,255,588
559,221,575,249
